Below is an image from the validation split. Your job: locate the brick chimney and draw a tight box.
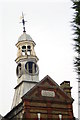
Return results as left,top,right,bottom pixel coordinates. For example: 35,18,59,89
60,81,72,97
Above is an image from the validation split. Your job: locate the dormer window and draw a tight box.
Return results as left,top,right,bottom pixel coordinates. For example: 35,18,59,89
27,45,31,55
22,46,26,55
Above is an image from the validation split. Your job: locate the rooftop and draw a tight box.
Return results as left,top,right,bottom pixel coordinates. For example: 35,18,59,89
18,32,32,42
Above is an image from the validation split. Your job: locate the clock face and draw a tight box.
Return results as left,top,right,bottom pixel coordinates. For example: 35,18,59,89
25,61,38,75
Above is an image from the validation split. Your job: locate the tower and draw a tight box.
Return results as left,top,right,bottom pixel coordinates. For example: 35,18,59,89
3,14,74,120
11,13,39,109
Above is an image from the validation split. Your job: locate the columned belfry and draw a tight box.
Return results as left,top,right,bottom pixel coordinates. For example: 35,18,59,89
11,13,39,109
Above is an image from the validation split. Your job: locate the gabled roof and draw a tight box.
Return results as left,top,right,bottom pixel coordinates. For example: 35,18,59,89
4,75,74,119
22,75,73,103
4,102,23,120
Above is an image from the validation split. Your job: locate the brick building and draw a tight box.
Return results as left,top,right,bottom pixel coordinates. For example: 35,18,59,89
4,75,74,120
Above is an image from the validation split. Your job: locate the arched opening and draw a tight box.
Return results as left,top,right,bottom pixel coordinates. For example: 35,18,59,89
16,63,21,77
25,61,37,74
22,46,26,55
27,45,31,55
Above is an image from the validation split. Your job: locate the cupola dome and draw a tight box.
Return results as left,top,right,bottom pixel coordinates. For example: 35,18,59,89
18,32,32,42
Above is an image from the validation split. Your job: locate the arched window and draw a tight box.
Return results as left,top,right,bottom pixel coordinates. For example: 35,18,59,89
22,46,26,55
16,63,21,77
27,45,31,55
25,61,38,74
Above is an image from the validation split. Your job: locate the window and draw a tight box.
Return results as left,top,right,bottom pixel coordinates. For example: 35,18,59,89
22,46,26,55
27,45,31,50
16,63,21,77
27,45,31,55
25,61,38,75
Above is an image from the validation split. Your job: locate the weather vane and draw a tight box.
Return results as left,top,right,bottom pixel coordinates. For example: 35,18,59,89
20,12,27,32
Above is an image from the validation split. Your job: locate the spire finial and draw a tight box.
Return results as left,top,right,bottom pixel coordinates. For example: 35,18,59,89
20,12,27,32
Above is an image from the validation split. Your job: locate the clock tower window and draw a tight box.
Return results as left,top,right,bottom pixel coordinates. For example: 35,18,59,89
25,61,38,75
28,62,33,73
16,63,21,78
27,45,31,55
22,46,26,55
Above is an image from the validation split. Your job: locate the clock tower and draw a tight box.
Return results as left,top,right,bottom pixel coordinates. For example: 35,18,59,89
11,13,39,109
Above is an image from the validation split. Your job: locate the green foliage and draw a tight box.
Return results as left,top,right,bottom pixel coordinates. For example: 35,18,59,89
72,0,80,79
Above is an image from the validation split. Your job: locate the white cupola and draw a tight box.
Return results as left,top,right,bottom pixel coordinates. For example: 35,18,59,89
11,13,39,109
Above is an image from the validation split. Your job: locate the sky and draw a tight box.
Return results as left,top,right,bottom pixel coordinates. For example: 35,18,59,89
0,0,78,118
